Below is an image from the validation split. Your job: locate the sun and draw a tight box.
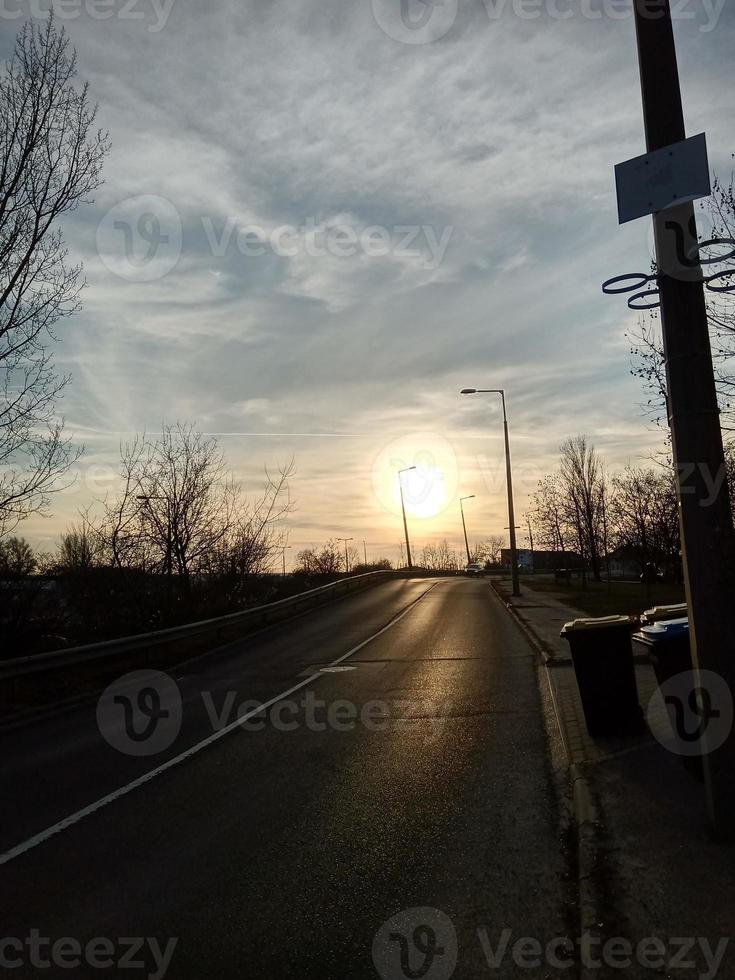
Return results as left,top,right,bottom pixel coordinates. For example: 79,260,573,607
371,434,459,522
393,459,448,519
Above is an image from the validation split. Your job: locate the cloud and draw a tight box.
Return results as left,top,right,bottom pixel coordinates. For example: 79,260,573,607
7,0,735,552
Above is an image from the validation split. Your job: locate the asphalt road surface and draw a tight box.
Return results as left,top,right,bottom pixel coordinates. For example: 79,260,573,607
1,577,573,979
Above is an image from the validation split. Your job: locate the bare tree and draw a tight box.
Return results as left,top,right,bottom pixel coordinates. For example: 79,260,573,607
0,534,36,576
57,519,101,571
205,460,294,583
0,20,109,533
628,169,735,433
94,425,294,599
610,466,680,571
559,436,604,581
352,557,393,573
111,424,237,591
703,169,735,422
0,533,41,651
421,539,459,571
295,539,343,575
628,316,670,432
528,474,568,555
96,435,152,573
345,545,360,573
472,535,504,566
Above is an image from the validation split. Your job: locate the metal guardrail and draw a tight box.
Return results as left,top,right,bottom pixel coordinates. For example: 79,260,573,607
0,570,401,683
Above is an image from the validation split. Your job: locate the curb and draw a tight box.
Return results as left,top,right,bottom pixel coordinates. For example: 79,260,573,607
489,579,556,664
490,579,604,980
570,763,605,980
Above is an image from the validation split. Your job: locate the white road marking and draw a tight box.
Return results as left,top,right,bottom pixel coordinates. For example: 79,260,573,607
0,582,438,866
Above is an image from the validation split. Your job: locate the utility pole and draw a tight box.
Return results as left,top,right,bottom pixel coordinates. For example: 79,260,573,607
460,495,475,565
500,392,521,597
281,545,292,577
363,539,368,565
398,466,416,570
460,389,520,596
336,537,353,574
633,0,735,837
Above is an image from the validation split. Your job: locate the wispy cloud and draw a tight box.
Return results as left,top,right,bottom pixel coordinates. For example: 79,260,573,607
7,0,734,551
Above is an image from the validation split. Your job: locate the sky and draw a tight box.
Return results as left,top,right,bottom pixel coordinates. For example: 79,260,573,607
4,0,735,566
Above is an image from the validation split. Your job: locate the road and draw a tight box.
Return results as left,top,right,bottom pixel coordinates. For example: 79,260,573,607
1,577,573,979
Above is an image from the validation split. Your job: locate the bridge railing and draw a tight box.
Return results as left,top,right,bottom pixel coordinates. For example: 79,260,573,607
0,570,402,685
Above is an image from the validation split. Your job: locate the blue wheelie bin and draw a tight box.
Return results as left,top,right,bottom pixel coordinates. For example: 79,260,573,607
632,616,702,778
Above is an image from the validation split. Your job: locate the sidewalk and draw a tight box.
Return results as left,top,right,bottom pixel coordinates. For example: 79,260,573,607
495,577,735,980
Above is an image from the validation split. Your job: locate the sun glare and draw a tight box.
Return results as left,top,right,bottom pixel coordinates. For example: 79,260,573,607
371,434,459,523
395,462,448,519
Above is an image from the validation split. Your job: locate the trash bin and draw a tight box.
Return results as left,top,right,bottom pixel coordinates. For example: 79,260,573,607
632,617,693,687
640,602,688,625
560,616,645,736
632,617,702,778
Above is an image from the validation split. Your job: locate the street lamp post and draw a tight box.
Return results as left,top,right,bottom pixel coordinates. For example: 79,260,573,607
461,388,520,597
336,537,354,573
397,466,416,570
280,545,292,577
459,495,475,565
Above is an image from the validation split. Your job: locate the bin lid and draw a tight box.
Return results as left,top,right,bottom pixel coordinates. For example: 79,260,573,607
641,602,688,623
561,614,633,635
640,617,689,638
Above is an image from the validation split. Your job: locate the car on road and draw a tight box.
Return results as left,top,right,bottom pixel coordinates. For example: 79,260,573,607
465,562,485,577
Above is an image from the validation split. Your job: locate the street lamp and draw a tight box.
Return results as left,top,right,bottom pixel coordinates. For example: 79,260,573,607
336,537,354,573
397,466,416,570
459,495,475,565
461,388,520,597
280,545,292,577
